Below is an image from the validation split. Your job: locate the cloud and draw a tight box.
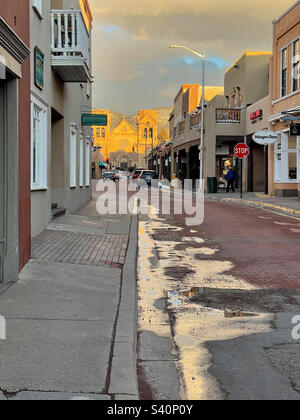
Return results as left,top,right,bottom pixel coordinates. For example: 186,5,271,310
89,0,295,114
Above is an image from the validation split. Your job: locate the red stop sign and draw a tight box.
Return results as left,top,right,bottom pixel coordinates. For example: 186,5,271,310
234,143,249,159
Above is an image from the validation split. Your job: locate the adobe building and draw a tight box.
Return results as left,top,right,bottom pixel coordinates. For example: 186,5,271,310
204,50,272,192
169,85,224,185
0,0,31,282
91,108,170,176
30,0,93,237
268,0,300,197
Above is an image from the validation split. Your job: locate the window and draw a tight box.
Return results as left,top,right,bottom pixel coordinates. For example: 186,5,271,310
275,133,300,182
32,0,42,18
293,40,300,92
101,128,105,138
79,134,84,187
149,128,153,139
70,125,77,188
86,142,90,186
288,153,297,180
31,101,47,190
144,128,148,139
281,48,288,97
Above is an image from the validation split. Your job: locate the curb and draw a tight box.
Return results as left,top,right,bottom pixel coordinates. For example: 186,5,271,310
108,215,140,399
209,196,300,219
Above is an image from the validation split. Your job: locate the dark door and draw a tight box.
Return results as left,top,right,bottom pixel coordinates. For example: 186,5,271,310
0,81,5,283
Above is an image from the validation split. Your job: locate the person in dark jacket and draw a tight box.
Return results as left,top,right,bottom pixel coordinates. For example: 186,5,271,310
225,168,236,193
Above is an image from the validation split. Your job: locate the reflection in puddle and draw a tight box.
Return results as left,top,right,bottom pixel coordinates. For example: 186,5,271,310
137,214,270,400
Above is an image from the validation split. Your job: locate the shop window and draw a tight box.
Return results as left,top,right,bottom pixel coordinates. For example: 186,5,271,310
70,125,77,188
79,135,84,187
31,101,47,190
293,40,300,92
288,153,297,180
281,48,288,97
86,142,90,186
289,137,297,149
274,135,282,182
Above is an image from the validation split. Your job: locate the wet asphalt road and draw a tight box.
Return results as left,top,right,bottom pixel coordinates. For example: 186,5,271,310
137,196,300,400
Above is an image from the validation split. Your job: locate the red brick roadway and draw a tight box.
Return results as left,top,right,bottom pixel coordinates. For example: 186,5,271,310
157,198,300,289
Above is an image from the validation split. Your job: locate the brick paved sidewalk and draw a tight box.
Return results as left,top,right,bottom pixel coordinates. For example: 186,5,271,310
0,195,139,401
207,192,300,218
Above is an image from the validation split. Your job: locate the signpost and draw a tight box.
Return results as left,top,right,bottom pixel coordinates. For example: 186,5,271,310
234,143,250,199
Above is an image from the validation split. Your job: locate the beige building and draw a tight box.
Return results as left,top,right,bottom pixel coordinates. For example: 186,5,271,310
169,85,224,184
30,0,93,236
168,51,272,191
268,0,300,197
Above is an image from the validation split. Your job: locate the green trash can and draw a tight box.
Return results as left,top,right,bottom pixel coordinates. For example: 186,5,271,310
207,177,218,194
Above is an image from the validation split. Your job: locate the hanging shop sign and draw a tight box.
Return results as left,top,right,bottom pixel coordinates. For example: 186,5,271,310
82,114,108,126
290,124,300,136
252,130,278,145
34,47,44,90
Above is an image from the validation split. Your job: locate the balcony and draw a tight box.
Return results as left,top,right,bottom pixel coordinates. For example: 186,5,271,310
179,120,186,134
216,108,241,124
51,10,91,83
190,113,201,129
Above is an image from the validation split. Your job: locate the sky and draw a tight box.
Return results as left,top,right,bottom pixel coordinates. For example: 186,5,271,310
89,0,295,115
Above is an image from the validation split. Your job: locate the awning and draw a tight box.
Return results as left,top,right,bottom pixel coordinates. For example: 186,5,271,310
99,161,107,168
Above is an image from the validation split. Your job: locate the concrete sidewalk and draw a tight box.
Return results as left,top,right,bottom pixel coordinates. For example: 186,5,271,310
0,201,139,400
207,192,300,219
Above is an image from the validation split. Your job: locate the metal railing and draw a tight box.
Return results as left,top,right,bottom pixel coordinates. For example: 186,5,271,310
50,10,89,67
216,108,241,123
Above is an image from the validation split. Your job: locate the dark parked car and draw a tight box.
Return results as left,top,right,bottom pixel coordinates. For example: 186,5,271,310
132,168,145,180
103,172,115,181
138,170,159,186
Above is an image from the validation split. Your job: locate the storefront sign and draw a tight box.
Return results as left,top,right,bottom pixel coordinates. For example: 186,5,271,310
34,47,44,90
253,130,278,145
290,124,300,136
250,109,263,122
82,114,108,126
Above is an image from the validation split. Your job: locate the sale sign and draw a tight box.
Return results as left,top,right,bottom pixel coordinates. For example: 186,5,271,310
234,144,249,159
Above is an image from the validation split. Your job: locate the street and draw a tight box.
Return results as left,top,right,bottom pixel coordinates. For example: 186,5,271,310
137,190,300,400
0,182,300,400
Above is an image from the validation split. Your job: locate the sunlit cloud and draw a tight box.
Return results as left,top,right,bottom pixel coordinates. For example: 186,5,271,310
89,0,295,114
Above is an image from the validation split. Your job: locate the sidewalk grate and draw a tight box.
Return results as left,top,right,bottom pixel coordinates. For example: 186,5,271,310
32,230,128,268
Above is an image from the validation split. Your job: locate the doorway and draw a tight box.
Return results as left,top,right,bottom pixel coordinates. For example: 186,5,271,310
0,77,19,283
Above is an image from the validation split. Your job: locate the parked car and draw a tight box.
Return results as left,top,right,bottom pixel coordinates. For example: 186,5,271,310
132,168,145,180
103,172,115,181
113,171,120,182
137,170,159,187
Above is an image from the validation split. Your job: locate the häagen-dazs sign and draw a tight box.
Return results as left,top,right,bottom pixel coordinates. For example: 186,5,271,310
253,130,278,145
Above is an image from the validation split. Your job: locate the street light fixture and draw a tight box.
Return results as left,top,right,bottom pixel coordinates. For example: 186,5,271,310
169,44,206,192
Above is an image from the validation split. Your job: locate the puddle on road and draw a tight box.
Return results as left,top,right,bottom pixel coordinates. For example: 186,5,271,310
137,216,271,400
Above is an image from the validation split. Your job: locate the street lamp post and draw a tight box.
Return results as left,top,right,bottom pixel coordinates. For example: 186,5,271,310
169,45,206,192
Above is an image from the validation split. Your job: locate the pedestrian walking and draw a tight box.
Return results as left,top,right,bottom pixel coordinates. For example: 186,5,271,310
224,167,236,193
